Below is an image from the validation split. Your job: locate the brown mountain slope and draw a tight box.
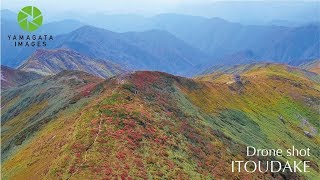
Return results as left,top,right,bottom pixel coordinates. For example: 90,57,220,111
18,49,126,78
1,65,42,90
299,59,320,74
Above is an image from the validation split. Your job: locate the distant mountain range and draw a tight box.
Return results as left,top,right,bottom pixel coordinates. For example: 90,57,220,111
18,49,126,78
45,12,319,63
1,10,319,76
147,14,319,62
48,26,210,75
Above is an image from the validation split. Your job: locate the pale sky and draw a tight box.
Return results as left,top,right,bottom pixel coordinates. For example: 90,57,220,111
2,0,319,23
2,0,214,14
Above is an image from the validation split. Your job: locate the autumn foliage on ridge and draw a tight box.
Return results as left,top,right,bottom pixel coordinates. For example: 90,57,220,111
1,64,320,179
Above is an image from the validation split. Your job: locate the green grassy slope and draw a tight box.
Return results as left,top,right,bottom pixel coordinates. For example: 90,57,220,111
1,71,104,161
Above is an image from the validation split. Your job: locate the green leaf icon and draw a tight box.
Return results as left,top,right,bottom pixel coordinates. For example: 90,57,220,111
17,6,43,32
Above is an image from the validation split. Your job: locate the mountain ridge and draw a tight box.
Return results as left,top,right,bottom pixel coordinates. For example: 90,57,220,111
2,63,319,179
18,48,126,78
2,13,319,71
299,59,320,74
49,25,210,76
197,62,320,84
1,65,43,90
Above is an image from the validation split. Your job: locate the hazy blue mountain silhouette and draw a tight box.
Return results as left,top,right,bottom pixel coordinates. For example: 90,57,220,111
69,13,319,63
1,10,319,75
49,26,210,75
147,14,319,62
37,19,84,35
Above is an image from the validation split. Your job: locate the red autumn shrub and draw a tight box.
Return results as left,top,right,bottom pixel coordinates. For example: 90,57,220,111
105,167,112,176
79,83,97,97
116,152,126,160
69,166,76,174
120,171,129,180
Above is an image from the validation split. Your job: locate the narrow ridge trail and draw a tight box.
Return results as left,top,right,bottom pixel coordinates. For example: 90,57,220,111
67,87,124,179
67,113,103,180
